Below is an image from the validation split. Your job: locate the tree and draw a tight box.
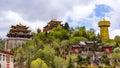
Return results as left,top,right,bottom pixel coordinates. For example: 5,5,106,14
113,47,120,53
14,40,37,68
77,55,90,67
70,37,87,45
59,40,70,58
86,55,91,64
64,22,70,31
69,27,74,33
78,26,87,37
86,28,96,41
112,53,120,60
100,54,109,65
72,26,87,37
102,39,116,45
114,35,120,43
77,55,83,65
0,41,5,50
54,56,66,68
111,47,120,67
114,42,119,49
14,47,26,68
36,45,55,67
67,57,74,68
111,53,120,68
36,32,47,42
31,58,48,68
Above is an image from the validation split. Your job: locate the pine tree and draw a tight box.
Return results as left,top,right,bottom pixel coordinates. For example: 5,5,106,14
64,22,69,31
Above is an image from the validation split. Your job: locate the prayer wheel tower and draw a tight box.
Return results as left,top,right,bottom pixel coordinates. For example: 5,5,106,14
98,19,110,40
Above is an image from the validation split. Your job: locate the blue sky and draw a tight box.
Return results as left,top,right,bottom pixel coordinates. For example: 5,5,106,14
66,4,112,30
0,0,120,39
94,4,111,18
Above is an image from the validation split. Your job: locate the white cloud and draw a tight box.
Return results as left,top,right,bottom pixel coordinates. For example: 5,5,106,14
4,11,22,22
23,20,46,32
0,10,46,38
0,0,120,39
66,4,95,21
110,29,120,39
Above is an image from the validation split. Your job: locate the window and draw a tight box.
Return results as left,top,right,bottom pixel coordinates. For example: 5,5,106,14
3,55,5,61
11,56,13,62
0,63,1,68
0,54,1,61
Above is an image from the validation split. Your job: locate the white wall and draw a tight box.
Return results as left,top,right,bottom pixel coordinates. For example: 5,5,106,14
0,53,14,68
5,38,31,50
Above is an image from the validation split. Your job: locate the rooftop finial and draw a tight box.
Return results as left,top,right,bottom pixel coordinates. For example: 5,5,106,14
51,18,57,21
103,18,105,21
19,22,23,26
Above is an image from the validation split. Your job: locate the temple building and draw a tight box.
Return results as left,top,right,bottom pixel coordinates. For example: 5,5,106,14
0,50,14,68
98,19,110,40
5,23,32,50
71,41,112,55
43,19,63,32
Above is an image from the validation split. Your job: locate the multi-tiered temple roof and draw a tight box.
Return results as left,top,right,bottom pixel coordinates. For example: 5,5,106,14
43,19,63,32
7,23,32,39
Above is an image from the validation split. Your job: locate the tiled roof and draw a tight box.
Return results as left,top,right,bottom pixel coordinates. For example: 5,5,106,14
0,50,13,55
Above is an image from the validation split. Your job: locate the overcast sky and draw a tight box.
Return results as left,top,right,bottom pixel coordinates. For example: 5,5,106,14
0,0,120,39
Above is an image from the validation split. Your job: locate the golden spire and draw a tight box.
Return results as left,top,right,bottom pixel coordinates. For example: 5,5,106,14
18,22,23,26
103,18,105,21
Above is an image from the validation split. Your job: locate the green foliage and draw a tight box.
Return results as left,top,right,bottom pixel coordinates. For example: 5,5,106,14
14,47,26,68
86,55,91,64
78,26,87,37
0,41,5,50
13,26,100,68
76,55,91,67
86,28,96,41
113,47,120,53
31,58,48,68
54,56,66,68
111,47,120,67
98,65,109,68
36,32,47,41
73,26,87,37
114,35,120,43
77,55,83,64
100,54,109,65
50,28,70,40
70,37,87,45
113,42,119,49
102,39,116,45
52,24,63,31
111,47,120,60
111,53,120,60
64,22,70,31
36,45,55,67
67,57,74,68
14,40,36,68
72,26,97,41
